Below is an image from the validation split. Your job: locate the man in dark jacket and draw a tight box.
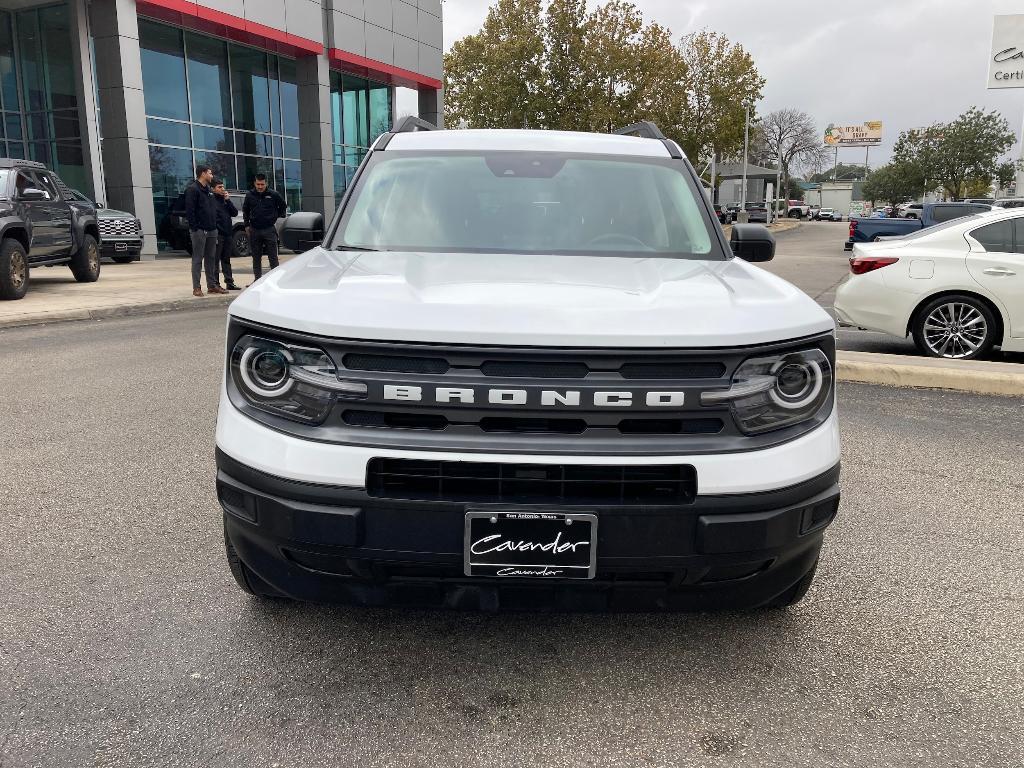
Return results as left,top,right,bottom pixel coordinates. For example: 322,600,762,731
211,180,241,291
242,174,287,281
184,165,226,296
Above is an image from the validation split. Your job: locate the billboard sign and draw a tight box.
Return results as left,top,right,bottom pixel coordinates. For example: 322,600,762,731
989,15,1024,89
824,121,883,147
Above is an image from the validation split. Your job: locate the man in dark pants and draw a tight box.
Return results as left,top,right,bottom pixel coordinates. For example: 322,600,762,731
242,173,287,283
212,179,241,291
184,165,227,296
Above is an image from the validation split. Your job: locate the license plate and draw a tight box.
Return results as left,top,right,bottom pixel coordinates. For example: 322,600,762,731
464,510,597,579
114,242,128,251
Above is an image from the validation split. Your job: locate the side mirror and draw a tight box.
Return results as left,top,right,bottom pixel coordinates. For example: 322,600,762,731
95,201,105,209
281,211,325,253
19,188,46,201
730,224,775,262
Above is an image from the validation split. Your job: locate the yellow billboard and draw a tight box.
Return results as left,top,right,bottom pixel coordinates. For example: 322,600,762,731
824,121,883,147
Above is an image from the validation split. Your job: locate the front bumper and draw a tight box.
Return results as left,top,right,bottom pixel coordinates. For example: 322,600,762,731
100,238,143,256
217,448,840,611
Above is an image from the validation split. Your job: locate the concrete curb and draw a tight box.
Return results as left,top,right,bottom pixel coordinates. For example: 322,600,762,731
837,351,1024,397
0,294,235,330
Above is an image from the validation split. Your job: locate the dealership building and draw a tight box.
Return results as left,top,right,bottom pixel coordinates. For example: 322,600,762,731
0,0,444,254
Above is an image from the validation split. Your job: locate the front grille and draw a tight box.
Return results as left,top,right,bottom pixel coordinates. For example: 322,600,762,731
343,353,449,374
98,217,141,237
366,458,697,505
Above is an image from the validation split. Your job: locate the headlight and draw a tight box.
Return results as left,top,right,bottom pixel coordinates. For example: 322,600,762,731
701,348,832,434
229,335,366,424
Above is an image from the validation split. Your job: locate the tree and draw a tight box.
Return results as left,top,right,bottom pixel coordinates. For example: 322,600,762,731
443,0,546,129
807,163,870,183
757,109,827,206
893,107,1016,200
862,163,925,206
443,2,763,162
667,31,763,162
995,160,1019,191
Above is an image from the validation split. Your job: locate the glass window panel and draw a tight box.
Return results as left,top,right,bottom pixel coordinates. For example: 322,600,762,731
274,159,285,197
192,124,234,152
0,116,4,140
235,131,256,155
269,56,281,137
1014,220,1024,255
333,164,346,204
258,133,273,155
0,13,19,111
237,154,274,191
330,72,343,147
51,112,81,142
343,146,366,167
7,139,24,158
284,137,300,160
185,33,231,127
342,75,368,148
285,159,302,213
368,80,391,143
273,134,283,159
16,10,45,111
140,20,189,121
5,113,23,140
195,150,236,190
39,6,77,111
971,220,1013,252
28,141,50,165
147,118,192,147
26,112,49,141
231,45,271,132
278,57,299,137
149,144,194,224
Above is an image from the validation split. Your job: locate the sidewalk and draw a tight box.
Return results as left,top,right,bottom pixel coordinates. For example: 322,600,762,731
0,254,294,329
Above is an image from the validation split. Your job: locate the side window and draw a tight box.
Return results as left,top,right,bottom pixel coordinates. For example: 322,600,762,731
32,172,59,201
15,172,34,198
1015,220,1024,255
970,220,1013,252
933,205,968,223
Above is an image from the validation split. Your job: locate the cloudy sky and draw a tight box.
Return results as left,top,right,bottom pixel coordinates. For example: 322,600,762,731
436,0,1024,166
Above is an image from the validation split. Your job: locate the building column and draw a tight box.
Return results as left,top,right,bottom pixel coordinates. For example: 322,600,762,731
418,86,443,128
296,53,335,224
90,0,157,257
67,0,105,202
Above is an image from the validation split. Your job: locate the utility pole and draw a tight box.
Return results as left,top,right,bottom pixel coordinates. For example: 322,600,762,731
832,145,839,182
710,151,717,204
741,104,750,205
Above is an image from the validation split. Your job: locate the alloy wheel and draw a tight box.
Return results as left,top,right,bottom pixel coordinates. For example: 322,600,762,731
88,243,99,272
922,302,988,359
10,250,26,290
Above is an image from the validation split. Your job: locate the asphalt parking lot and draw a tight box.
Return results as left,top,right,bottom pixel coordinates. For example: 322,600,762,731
1,308,1022,767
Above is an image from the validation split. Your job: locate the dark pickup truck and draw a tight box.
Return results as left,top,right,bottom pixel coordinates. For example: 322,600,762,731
845,202,992,250
0,159,101,300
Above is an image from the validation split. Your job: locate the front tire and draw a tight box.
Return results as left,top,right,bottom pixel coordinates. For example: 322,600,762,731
0,238,29,300
911,294,998,360
231,228,250,259
70,234,101,283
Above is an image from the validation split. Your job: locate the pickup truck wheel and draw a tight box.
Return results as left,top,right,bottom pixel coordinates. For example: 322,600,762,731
70,234,101,283
224,525,286,599
766,559,818,608
231,228,251,259
788,210,800,219
912,294,997,360
0,238,29,300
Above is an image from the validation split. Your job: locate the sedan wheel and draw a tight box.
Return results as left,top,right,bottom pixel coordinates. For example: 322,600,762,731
912,296,997,360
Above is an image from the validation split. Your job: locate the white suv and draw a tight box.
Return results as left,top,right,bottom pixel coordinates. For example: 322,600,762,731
215,120,841,611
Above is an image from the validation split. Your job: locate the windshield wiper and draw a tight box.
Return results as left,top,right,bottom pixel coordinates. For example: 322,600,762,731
333,244,384,252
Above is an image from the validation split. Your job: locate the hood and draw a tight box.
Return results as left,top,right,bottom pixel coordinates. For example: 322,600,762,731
228,248,834,347
97,208,136,220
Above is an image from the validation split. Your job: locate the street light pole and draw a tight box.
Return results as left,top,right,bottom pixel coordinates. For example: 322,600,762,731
741,104,750,206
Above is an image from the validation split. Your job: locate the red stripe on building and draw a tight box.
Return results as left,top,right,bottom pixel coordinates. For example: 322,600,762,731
328,48,441,91
136,0,324,57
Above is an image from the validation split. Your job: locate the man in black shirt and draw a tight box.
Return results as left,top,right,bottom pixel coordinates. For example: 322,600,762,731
184,165,227,296
211,179,241,291
242,173,287,282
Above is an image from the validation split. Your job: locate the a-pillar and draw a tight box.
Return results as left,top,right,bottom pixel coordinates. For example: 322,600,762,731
296,54,335,223
90,0,158,257
418,85,444,128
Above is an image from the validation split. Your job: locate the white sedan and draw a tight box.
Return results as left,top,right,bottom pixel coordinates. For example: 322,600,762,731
834,207,1024,359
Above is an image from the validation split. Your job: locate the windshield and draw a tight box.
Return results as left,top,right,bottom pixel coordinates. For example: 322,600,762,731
0,169,10,198
334,151,722,259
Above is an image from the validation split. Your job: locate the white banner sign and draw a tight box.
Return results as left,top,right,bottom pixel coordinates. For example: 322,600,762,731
989,14,1024,89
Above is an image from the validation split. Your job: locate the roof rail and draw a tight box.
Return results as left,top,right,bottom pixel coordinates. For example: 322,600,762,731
614,121,667,140
393,116,440,133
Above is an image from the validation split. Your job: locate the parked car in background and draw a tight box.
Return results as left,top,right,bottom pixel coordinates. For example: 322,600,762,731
724,203,742,222
835,207,1024,359
787,200,810,219
69,190,142,263
158,189,286,257
964,198,995,205
902,203,924,219
994,198,1024,209
807,205,821,220
815,207,842,222
0,159,101,300
742,202,768,223
845,202,992,250
712,203,729,224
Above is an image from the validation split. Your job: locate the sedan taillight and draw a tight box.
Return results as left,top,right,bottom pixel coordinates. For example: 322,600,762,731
850,256,899,275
